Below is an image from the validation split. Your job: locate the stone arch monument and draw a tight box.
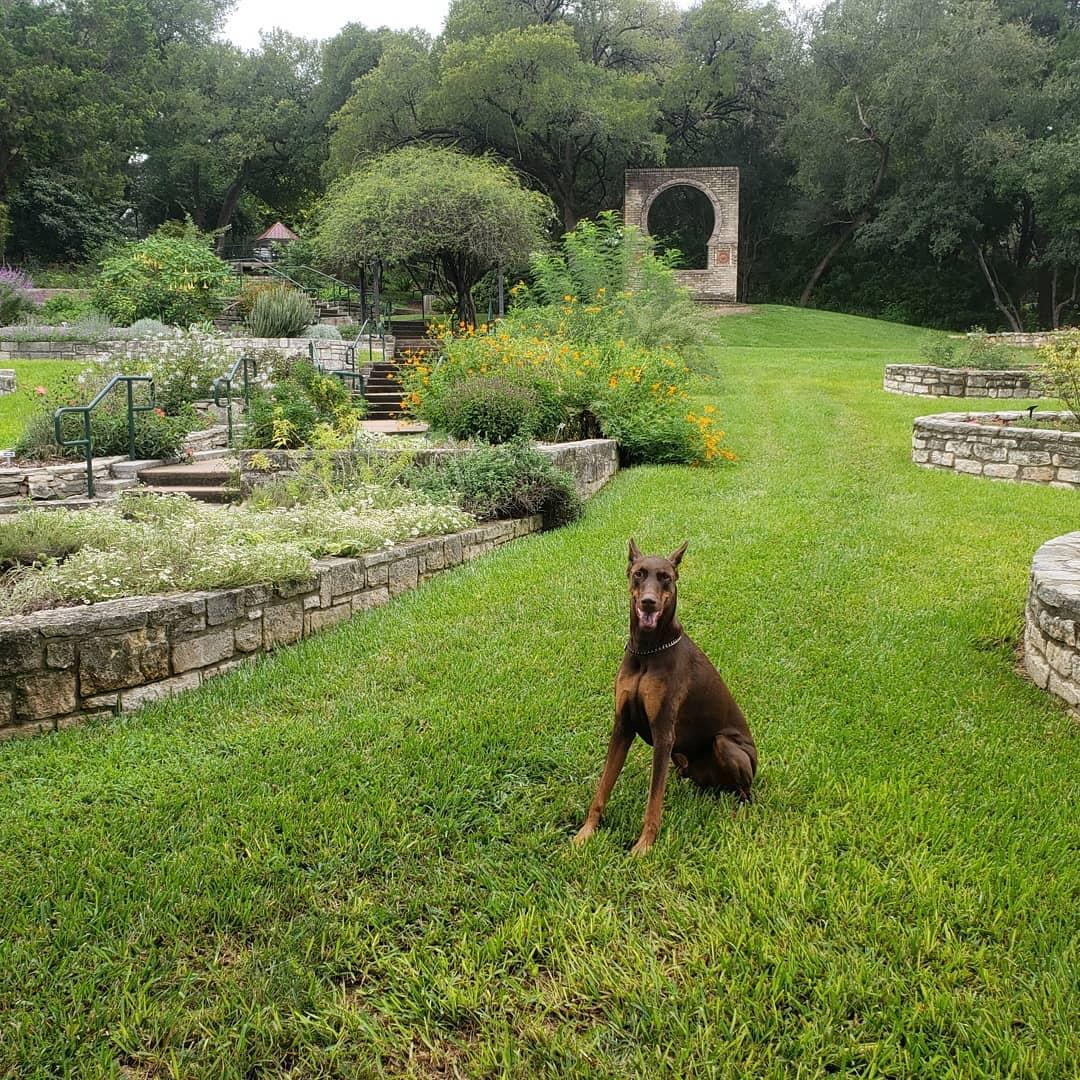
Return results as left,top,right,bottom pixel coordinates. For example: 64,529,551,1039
624,168,739,302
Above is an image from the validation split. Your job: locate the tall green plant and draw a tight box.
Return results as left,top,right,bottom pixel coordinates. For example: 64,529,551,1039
247,285,317,338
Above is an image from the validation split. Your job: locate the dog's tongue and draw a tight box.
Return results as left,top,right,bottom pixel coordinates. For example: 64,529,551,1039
637,606,659,630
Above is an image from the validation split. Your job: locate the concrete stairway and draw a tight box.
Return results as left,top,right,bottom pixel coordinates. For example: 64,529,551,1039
136,450,239,503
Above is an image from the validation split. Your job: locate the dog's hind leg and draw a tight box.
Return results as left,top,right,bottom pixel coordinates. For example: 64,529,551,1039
713,734,756,806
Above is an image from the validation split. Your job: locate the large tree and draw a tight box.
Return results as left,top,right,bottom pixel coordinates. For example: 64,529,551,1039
314,147,553,323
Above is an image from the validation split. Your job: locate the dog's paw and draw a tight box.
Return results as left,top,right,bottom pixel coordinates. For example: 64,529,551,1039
571,824,595,846
628,837,654,857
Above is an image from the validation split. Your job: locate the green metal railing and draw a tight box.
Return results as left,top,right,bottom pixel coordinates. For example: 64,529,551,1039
212,356,258,447
53,375,155,498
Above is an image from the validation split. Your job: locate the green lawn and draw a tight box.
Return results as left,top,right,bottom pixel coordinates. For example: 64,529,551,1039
1,307,1077,1077
0,360,82,449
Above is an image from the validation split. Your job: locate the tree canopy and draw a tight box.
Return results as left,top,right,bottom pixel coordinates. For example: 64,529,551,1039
2,0,1079,329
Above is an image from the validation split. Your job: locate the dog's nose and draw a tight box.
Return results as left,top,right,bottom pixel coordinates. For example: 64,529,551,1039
639,597,658,611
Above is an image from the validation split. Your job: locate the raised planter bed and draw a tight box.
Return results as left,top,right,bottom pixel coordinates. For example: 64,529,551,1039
239,438,620,500
1025,531,1080,709
885,364,1039,399
0,516,542,739
912,411,1080,487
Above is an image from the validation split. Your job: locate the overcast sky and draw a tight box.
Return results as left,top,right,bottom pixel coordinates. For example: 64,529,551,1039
223,0,717,50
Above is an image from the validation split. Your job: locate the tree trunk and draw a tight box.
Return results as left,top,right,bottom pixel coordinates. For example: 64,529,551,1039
972,241,1023,332
214,170,248,253
1037,266,1054,329
800,117,890,307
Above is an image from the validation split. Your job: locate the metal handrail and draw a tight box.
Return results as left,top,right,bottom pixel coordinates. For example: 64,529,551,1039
247,260,361,308
53,375,155,498
212,356,258,447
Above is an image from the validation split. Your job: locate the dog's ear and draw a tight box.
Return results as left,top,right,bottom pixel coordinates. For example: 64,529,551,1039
668,540,688,568
628,538,642,565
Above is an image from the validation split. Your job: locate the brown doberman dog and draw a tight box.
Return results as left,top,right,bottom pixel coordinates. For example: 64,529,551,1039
573,539,757,855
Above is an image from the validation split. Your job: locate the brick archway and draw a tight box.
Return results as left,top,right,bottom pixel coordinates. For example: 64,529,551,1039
624,168,739,302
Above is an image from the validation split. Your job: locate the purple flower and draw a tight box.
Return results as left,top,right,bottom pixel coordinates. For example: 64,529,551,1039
0,265,34,293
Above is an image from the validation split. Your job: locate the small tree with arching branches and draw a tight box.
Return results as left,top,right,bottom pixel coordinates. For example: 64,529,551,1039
314,146,553,325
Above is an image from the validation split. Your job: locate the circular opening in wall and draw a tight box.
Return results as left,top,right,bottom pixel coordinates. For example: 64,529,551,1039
646,185,715,269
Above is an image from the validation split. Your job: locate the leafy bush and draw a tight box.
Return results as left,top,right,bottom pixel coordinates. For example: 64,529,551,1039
1038,331,1080,418
234,278,279,318
407,440,582,527
37,294,97,324
516,212,709,353
443,376,537,443
0,488,471,615
93,224,234,326
242,358,361,449
126,318,170,337
247,285,316,338
13,381,199,463
919,330,1029,370
301,324,342,339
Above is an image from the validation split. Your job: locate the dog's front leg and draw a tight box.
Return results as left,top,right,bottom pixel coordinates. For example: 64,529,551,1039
573,719,634,845
629,727,675,856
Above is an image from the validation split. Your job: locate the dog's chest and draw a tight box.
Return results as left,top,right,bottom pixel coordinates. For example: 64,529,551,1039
616,669,667,745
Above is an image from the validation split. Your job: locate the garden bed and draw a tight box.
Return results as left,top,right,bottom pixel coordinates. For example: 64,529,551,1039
1024,531,1080,710
912,410,1080,487
884,364,1039,398
0,516,542,738
239,438,619,500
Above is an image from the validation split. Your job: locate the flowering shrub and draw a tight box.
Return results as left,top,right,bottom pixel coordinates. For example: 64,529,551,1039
398,317,732,464
84,328,232,414
0,488,472,615
93,227,234,326
0,265,35,325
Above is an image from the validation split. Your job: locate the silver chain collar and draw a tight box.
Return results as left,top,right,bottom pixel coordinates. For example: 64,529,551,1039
626,634,683,656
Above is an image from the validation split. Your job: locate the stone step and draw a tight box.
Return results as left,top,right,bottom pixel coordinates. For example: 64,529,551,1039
136,484,238,504
110,457,167,478
190,448,236,462
94,478,140,495
138,460,236,487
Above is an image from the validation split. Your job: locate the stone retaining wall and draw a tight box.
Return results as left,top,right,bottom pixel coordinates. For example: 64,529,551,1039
0,516,543,739
239,438,620,501
0,369,14,396
1024,531,1080,710
978,330,1075,349
0,336,385,364
885,364,1039,398
912,411,1080,487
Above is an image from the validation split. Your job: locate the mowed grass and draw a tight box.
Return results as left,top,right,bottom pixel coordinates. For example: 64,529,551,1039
0,360,82,448
1,307,1077,1077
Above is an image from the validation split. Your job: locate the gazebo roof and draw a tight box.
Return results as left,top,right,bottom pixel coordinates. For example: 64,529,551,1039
254,221,299,242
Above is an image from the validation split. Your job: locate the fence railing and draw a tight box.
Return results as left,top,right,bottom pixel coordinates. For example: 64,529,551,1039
212,356,258,447
53,375,155,498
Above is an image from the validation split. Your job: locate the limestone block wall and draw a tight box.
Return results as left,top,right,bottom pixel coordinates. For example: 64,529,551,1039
979,331,1076,349
239,438,620,501
0,369,14,396
885,365,1039,398
623,168,739,302
0,456,124,503
1024,531,1080,710
0,517,543,739
912,412,1080,487
0,336,383,364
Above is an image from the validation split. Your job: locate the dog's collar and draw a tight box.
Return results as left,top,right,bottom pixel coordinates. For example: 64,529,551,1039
626,634,683,656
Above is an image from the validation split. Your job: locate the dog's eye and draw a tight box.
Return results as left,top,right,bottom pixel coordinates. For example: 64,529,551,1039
658,573,670,585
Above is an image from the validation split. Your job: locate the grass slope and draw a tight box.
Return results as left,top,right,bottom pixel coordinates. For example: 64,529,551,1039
0,360,82,448
0,308,1076,1077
